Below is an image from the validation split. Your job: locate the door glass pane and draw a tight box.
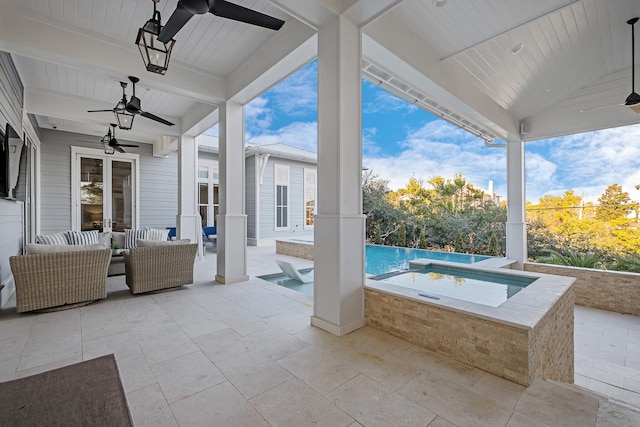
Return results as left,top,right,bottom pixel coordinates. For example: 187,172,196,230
80,158,104,231
111,161,132,231
213,186,219,204
199,206,208,226
199,183,209,204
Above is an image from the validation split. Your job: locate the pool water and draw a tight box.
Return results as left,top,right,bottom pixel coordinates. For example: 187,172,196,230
365,244,490,276
258,268,315,296
373,265,535,307
261,245,495,297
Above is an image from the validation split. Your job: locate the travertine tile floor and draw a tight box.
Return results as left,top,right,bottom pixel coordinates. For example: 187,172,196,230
0,245,639,426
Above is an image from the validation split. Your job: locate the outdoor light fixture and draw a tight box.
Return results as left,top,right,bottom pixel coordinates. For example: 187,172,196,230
114,98,135,130
101,132,115,155
136,0,175,75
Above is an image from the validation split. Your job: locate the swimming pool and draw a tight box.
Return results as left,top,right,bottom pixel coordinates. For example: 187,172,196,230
365,244,490,276
372,265,535,307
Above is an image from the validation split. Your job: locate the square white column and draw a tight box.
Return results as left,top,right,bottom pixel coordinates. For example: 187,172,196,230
176,134,201,250
216,100,248,283
312,15,366,336
506,137,527,269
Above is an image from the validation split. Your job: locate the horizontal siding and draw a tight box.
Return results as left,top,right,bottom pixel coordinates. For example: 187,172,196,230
39,129,178,233
259,159,314,240
245,156,256,238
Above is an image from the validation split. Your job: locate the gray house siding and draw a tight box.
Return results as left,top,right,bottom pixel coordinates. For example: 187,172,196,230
39,128,178,234
138,152,179,228
259,159,314,240
0,52,24,306
245,156,256,240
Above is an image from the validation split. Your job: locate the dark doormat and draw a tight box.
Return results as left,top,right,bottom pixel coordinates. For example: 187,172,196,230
0,354,133,427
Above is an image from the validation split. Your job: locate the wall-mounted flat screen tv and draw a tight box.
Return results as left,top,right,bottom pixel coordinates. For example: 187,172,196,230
2,123,24,200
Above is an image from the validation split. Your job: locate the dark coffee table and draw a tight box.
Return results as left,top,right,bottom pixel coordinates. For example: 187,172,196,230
108,253,125,276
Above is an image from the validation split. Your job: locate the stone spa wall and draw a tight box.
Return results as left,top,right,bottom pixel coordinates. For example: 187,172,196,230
365,269,575,386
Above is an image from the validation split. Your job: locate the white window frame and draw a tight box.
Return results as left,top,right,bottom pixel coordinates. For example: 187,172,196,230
274,163,290,230
70,146,139,232
197,159,219,227
304,168,316,229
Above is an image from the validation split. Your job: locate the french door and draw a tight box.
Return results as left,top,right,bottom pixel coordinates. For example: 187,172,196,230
72,147,139,232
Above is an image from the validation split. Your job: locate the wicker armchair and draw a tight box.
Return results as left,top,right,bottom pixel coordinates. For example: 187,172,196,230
124,243,198,294
9,248,112,313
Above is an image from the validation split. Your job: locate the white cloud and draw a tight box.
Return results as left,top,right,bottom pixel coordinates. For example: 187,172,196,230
268,61,317,116
527,124,640,203
363,120,506,194
244,96,273,135
248,121,317,152
362,127,380,156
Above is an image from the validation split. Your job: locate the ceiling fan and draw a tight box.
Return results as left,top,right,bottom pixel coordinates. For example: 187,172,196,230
581,17,640,114
104,124,140,153
157,0,285,43
87,76,174,127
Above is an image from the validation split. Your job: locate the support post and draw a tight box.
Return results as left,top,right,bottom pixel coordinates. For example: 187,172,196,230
176,134,201,256
312,15,366,336
506,137,527,269
216,100,248,283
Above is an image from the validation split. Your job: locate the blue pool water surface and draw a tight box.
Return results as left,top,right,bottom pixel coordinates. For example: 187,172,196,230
373,265,535,307
365,244,490,276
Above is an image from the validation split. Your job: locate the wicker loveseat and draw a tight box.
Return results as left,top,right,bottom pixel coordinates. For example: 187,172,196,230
124,241,198,294
9,248,112,313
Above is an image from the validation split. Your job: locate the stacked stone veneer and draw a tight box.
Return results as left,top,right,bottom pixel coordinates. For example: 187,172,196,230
275,240,314,260
524,263,640,316
365,287,574,386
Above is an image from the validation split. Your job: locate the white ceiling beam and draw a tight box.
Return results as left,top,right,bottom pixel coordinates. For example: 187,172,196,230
343,0,403,28
0,3,226,104
269,0,338,29
270,0,402,29
24,88,181,143
182,104,219,138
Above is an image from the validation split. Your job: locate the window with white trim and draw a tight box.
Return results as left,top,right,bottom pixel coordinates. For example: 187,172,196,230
304,168,316,228
197,161,219,227
275,164,289,229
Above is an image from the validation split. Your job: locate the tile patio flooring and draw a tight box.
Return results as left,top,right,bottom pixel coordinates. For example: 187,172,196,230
1,245,640,426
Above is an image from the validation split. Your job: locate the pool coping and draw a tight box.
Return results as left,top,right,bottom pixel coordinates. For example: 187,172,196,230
365,258,575,330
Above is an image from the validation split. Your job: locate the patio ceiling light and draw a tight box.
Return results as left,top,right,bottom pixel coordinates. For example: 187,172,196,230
136,0,175,76
101,132,115,155
114,99,135,130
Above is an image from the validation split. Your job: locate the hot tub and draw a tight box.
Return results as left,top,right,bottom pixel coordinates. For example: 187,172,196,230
365,259,575,386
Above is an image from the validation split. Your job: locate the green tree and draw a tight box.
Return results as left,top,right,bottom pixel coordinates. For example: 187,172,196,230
362,170,401,243
454,231,465,253
597,184,631,221
418,229,427,249
488,233,499,256
397,223,407,247
373,223,382,244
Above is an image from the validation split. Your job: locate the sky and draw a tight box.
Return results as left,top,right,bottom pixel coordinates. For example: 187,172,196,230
207,59,640,204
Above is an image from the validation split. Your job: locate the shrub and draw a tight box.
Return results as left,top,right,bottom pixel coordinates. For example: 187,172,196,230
454,232,465,253
488,233,499,256
397,223,407,247
373,223,382,245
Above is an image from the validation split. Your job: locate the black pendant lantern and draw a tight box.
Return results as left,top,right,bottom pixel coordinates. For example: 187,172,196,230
136,0,175,75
